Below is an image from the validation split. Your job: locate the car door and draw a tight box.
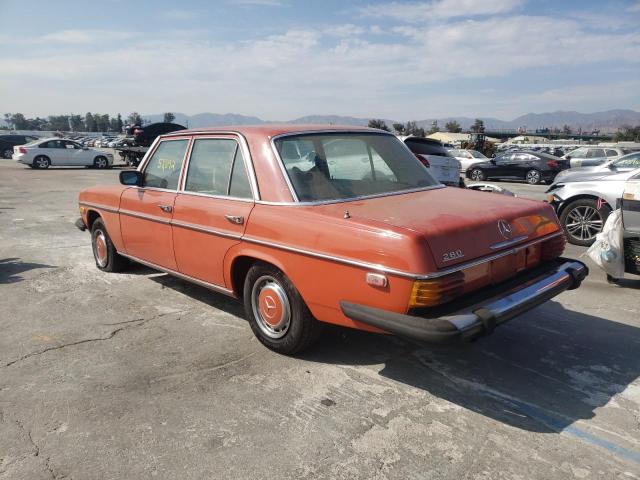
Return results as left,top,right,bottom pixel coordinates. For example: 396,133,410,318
583,148,606,167
171,136,255,287
62,140,87,165
621,172,640,234
119,138,189,270
39,139,69,165
490,154,516,178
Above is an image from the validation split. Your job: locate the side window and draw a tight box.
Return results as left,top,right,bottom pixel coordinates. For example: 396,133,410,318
605,149,619,157
143,139,188,190
615,154,640,168
184,138,237,195
587,148,605,158
229,148,253,198
569,148,586,158
63,141,76,149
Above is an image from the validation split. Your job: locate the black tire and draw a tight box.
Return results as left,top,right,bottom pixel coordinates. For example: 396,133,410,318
2,147,13,159
93,156,109,169
33,155,50,169
559,198,611,247
525,169,542,185
243,262,322,354
90,218,128,272
469,168,485,181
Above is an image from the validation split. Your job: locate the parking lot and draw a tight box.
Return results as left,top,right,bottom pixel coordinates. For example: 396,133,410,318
1,157,639,479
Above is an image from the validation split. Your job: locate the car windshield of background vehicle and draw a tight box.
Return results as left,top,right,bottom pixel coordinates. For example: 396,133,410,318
275,133,439,202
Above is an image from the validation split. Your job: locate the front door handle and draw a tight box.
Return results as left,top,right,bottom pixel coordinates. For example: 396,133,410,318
225,214,244,225
158,204,173,213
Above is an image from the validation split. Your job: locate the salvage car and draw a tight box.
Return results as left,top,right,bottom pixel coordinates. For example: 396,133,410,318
13,138,114,169
0,134,39,159
400,136,462,186
76,125,587,354
467,151,569,185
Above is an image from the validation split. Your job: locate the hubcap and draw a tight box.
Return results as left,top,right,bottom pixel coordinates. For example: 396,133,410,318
3,149,12,158
37,158,48,168
471,170,482,180
565,206,603,241
96,158,106,168
93,230,108,267
527,170,540,183
251,275,291,339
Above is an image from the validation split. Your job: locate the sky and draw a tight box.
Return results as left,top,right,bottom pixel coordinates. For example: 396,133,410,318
1,0,639,121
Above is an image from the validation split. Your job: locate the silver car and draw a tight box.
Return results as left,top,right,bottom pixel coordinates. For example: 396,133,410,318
546,167,640,246
563,146,627,168
554,151,640,181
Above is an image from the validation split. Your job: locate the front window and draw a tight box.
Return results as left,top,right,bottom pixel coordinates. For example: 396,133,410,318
143,139,188,190
274,133,439,202
614,153,640,169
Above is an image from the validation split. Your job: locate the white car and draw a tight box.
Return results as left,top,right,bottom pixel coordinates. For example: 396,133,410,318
400,136,462,186
563,146,627,168
13,138,114,169
448,148,488,173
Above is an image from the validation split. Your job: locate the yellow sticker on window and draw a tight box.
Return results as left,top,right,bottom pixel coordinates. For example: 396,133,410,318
158,158,176,172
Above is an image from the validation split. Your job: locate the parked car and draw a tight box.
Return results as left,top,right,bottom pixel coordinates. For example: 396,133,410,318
448,149,487,173
400,136,462,186
0,134,39,159
76,125,586,354
466,151,569,185
546,168,640,245
563,146,627,168
13,138,114,169
554,151,640,181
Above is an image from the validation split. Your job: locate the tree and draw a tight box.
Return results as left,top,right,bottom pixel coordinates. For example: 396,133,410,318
392,123,405,135
562,124,572,135
405,121,425,137
127,112,143,126
163,112,176,123
46,115,71,131
70,115,84,132
614,125,640,142
367,119,390,131
445,120,462,133
470,118,485,133
116,113,124,132
8,113,28,130
428,120,439,135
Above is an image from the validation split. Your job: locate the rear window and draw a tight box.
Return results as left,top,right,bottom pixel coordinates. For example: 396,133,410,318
275,132,439,202
404,138,450,157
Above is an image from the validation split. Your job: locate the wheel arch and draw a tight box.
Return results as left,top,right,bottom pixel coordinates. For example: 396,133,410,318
85,209,101,230
557,194,612,217
227,252,289,298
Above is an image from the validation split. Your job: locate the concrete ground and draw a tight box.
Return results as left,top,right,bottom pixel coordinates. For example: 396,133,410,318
1,158,639,480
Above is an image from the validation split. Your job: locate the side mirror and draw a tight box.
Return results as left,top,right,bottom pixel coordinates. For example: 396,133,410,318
120,170,142,186
82,146,89,150
565,155,571,160
490,159,496,164
608,163,617,170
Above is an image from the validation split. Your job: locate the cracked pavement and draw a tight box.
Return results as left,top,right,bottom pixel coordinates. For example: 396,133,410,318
1,159,639,479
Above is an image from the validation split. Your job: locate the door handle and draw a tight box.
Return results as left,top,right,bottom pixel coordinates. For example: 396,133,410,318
158,204,173,213
225,214,244,225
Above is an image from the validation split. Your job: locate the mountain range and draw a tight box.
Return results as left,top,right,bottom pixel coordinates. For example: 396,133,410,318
141,109,640,133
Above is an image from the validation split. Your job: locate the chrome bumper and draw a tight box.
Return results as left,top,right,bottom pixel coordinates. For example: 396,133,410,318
340,259,588,344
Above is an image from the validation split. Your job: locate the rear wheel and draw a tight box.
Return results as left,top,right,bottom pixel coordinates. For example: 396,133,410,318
560,198,611,246
469,168,485,181
243,262,322,354
91,218,128,272
525,169,541,185
93,156,109,169
33,156,50,169
2,148,13,159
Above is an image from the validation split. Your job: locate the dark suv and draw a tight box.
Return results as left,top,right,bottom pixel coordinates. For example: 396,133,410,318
0,135,39,159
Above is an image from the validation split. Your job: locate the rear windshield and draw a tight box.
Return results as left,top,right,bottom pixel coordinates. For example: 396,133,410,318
274,132,439,202
404,138,451,157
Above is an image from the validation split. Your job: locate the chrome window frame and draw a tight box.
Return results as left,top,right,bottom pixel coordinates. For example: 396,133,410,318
135,136,192,194
269,130,444,205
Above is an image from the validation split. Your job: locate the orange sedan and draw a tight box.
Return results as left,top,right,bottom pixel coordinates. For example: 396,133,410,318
76,125,587,354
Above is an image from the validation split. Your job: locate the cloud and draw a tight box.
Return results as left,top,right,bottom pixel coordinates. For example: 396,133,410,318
40,30,135,44
159,9,199,20
231,0,285,6
360,0,522,22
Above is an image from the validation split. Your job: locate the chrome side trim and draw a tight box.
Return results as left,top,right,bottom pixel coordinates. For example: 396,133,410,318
176,189,254,203
242,230,564,280
79,201,119,214
489,235,529,250
119,253,236,297
119,208,172,225
171,219,242,240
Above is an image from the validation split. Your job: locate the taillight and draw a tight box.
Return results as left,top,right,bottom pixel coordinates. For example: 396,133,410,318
18,147,27,154
541,233,566,261
408,271,465,308
415,153,430,167
547,160,558,169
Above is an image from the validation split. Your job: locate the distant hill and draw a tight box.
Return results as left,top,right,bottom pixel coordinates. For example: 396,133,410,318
141,109,640,133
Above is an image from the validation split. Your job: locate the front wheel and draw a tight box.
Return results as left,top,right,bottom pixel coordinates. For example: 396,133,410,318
244,263,322,354
93,156,109,169
469,168,485,181
525,169,542,185
91,218,129,272
559,198,610,246
33,156,50,169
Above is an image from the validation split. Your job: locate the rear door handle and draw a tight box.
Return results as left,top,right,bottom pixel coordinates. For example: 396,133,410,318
158,204,173,213
225,215,244,225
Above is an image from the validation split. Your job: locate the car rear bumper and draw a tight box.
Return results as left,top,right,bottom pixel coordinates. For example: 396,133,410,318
340,258,588,344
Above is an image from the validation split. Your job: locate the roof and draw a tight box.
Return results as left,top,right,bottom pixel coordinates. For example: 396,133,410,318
165,124,383,138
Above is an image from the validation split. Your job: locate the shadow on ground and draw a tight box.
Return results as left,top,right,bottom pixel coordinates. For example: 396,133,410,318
0,257,56,284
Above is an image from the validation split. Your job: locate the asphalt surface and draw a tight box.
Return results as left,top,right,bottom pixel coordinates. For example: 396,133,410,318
1,158,639,480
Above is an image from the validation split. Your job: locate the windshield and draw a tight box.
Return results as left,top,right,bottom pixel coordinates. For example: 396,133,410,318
274,132,439,202
470,150,486,158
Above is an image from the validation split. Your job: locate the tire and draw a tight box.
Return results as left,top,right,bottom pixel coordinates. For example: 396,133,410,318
469,168,485,181
559,198,611,247
93,156,109,169
33,156,50,169
2,148,13,159
525,169,542,185
90,218,128,272
243,262,322,354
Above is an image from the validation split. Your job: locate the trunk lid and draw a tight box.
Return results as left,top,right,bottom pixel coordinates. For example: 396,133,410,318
315,187,560,269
